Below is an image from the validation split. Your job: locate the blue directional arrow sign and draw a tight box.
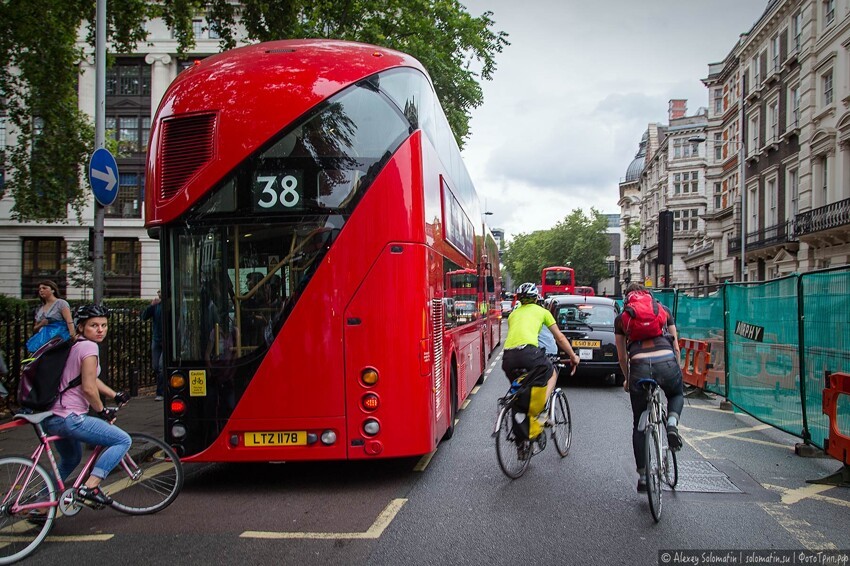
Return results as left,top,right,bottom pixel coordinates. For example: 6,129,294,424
88,148,120,206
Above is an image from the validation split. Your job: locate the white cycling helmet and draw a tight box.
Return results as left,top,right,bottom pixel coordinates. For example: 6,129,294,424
515,282,539,303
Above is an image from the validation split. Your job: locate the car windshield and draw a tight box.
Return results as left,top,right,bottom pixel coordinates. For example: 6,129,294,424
556,304,616,327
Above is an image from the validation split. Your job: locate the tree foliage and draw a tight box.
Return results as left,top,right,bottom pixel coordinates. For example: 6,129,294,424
0,0,508,222
502,209,612,287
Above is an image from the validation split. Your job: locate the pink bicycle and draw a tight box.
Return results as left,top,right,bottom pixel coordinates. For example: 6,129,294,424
0,407,183,564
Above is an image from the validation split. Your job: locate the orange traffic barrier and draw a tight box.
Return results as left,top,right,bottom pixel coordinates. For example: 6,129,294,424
823,372,850,466
679,338,711,389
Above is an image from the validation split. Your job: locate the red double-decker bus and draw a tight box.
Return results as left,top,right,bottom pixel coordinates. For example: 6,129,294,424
145,39,501,462
541,266,576,297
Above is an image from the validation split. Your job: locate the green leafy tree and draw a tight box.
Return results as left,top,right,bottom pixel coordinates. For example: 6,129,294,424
63,240,94,301
0,0,508,222
502,209,611,287
624,221,640,248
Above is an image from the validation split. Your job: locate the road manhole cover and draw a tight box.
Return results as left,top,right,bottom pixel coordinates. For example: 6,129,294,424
663,460,742,493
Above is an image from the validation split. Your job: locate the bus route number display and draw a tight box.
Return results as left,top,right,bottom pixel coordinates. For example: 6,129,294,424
253,171,304,212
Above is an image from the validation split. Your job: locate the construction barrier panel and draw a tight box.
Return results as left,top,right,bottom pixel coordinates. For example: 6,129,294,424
823,372,850,466
679,338,710,390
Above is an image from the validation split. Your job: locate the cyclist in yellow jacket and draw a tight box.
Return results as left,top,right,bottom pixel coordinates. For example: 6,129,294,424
503,283,580,403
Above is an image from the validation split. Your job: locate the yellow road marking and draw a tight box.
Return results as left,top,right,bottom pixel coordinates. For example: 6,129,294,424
687,404,735,413
688,423,774,441
0,534,113,543
413,450,436,472
460,399,471,410
681,425,792,450
762,483,850,507
758,502,837,551
471,385,481,395
240,498,407,540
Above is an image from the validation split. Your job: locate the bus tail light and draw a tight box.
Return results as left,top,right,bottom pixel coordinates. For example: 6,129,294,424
361,368,378,386
363,418,380,436
171,422,187,439
361,393,379,412
170,398,186,416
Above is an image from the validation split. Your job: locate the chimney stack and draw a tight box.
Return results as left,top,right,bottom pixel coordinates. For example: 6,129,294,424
668,99,687,120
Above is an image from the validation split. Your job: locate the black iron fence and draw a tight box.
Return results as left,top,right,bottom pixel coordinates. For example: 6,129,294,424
795,197,850,236
1,301,156,412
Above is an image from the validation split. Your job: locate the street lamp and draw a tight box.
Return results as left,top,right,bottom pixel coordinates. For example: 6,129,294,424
689,133,747,282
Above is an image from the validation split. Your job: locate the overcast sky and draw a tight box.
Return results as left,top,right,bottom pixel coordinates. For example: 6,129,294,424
459,0,769,240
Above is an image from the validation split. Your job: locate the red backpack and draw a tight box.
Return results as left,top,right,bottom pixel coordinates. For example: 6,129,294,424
621,291,667,341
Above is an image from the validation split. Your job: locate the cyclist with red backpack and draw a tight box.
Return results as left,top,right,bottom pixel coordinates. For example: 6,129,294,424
614,283,683,493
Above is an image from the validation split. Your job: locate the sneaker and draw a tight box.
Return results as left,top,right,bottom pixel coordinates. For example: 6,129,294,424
77,485,112,506
154,395,164,401
667,424,683,451
637,476,648,492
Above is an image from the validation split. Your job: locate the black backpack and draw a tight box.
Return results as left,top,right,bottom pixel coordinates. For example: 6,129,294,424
17,336,81,412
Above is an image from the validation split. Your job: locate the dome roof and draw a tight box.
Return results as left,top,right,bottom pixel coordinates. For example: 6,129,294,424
624,131,648,182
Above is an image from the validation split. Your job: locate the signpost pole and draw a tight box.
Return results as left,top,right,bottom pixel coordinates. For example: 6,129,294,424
93,0,106,303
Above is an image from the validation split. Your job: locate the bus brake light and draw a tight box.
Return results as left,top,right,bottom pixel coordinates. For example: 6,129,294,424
362,393,379,411
170,398,186,416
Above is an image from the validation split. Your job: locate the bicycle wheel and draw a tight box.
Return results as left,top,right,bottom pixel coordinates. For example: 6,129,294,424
644,425,663,523
551,389,572,457
495,407,531,479
105,433,184,515
0,457,57,565
664,444,678,488
660,411,678,488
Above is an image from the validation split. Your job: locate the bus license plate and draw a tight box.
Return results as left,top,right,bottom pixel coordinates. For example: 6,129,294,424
572,340,601,348
244,431,307,447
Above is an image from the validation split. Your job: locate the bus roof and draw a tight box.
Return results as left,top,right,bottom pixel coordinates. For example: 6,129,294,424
146,40,428,225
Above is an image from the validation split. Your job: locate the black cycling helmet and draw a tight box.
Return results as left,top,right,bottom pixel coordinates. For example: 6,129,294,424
515,282,539,304
74,304,110,326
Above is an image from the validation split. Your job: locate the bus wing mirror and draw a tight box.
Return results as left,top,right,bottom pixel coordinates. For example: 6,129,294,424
486,276,495,293
147,227,161,241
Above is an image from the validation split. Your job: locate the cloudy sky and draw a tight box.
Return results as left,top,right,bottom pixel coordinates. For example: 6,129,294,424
459,0,769,240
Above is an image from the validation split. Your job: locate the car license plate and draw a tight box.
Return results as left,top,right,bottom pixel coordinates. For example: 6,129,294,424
244,431,307,447
578,349,594,360
572,340,601,348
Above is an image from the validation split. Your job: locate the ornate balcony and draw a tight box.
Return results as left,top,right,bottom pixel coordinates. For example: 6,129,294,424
795,197,850,237
728,220,798,254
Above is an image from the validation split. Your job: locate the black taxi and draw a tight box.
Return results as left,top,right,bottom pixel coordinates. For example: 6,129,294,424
547,294,625,386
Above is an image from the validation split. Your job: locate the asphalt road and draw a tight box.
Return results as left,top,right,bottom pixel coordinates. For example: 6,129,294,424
18,331,850,566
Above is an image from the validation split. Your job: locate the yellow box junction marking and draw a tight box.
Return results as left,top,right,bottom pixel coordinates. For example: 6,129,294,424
240,498,407,539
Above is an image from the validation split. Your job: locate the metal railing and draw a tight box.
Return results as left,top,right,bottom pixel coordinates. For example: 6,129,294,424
728,220,797,254
795,197,850,237
1,304,156,411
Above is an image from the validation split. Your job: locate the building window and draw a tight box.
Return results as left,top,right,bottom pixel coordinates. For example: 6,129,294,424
713,88,723,114
714,182,722,210
788,167,799,218
824,0,835,26
768,99,779,143
766,178,778,227
771,34,780,72
820,156,829,206
192,19,203,38
673,139,681,158
748,114,760,155
673,173,681,194
673,208,699,232
789,84,800,127
0,116,6,151
105,61,151,97
714,132,723,161
792,12,802,53
208,20,220,39
823,70,833,106
752,55,761,85
104,172,144,219
21,238,67,297
106,115,151,157
104,238,141,297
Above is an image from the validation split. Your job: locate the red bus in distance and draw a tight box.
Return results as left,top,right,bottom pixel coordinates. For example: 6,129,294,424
145,39,500,462
541,266,576,297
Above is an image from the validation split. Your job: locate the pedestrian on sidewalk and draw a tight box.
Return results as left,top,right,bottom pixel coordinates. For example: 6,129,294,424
141,290,164,401
27,280,74,353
